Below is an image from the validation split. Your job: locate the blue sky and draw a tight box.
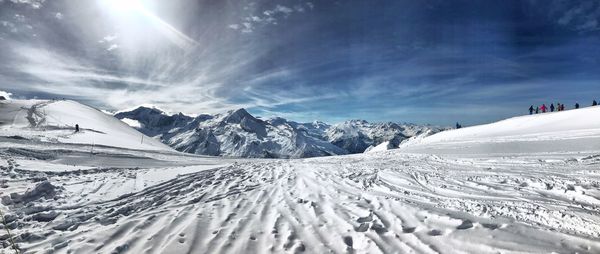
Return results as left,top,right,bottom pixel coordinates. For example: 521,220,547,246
1,0,599,125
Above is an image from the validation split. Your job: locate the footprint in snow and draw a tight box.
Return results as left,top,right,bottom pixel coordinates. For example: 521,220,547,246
428,229,443,236
482,223,500,230
456,220,474,230
371,223,388,234
354,223,369,232
402,226,416,233
356,213,373,223
343,236,353,248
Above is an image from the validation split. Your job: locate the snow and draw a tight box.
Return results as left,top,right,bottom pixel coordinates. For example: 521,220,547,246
0,90,11,100
2,103,600,253
116,107,350,158
364,141,392,153
115,107,441,158
120,118,143,128
0,99,172,151
400,106,600,154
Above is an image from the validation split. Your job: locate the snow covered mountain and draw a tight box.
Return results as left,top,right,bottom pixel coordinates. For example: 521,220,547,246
115,107,349,158
326,120,442,153
115,107,441,158
0,99,172,151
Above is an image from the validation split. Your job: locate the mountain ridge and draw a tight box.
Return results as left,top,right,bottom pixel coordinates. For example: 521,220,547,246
115,106,444,158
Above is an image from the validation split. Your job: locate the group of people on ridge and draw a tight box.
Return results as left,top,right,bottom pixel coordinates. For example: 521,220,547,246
529,100,597,115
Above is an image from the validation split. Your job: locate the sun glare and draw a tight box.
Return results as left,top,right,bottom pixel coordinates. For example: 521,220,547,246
101,0,145,13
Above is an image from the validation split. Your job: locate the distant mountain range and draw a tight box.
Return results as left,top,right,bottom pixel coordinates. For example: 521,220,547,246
115,107,445,158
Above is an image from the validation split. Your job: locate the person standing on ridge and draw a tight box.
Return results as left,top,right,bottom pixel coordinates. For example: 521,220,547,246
535,106,539,114
75,124,80,133
456,122,462,129
575,102,580,109
529,105,534,115
550,103,555,112
593,100,598,106
540,104,547,113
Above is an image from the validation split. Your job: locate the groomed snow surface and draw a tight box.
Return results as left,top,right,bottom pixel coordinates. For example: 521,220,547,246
2,99,600,253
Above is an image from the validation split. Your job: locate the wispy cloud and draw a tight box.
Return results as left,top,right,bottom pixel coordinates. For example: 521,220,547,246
229,2,314,33
545,0,600,32
1,0,45,9
1,0,600,126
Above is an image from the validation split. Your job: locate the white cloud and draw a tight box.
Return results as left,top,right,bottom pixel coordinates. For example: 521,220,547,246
241,22,253,33
1,20,18,33
0,90,12,99
103,35,117,42
99,34,117,44
55,12,63,20
231,2,312,34
106,44,119,51
274,5,293,15
8,0,45,9
13,14,25,22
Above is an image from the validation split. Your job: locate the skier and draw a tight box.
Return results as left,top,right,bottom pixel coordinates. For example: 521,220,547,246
75,124,79,133
561,104,565,111
550,103,555,112
575,102,580,109
593,100,598,106
456,122,462,129
540,104,547,113
535,106,539,114
529,105,534,115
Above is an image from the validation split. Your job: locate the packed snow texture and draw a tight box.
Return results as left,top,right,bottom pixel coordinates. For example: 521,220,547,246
115,107,441,158
0,100,172,151
2,101,600,253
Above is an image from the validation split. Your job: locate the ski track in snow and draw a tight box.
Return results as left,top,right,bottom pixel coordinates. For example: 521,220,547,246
3,151,600,253
3,100,600,253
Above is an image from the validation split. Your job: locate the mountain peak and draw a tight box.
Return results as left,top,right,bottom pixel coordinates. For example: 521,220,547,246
344,119,369,125
224,108,254,124
130,106,165,115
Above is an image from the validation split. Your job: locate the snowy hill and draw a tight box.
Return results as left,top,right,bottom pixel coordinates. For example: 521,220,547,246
115,107,440,158
401,106,600,154
0,99,172,151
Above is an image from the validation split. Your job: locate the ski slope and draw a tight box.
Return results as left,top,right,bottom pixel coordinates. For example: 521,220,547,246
0,99,172,151
401,106,600,154
1,104,600,253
